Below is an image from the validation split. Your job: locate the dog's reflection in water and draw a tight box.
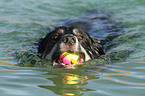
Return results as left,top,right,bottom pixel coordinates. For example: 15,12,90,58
38,72,99,95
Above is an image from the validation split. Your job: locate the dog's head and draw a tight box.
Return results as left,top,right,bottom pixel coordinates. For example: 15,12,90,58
38,26,104,67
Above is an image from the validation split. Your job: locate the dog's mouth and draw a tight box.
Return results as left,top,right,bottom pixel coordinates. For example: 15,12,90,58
52,52,84,68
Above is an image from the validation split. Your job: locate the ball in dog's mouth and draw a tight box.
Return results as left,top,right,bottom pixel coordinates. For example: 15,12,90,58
53,51,84,67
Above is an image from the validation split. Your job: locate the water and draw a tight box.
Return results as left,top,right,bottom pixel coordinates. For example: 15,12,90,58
0,0,145,96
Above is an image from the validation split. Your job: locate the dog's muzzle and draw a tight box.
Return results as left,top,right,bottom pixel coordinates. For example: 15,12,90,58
51,34,85,67
45,34,91,68
62,34,76,45
58,34,79,52
63,35,76,45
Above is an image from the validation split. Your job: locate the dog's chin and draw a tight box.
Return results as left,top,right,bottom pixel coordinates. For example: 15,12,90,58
52,52,84,69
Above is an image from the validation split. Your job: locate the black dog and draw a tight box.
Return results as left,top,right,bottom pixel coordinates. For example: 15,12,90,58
38,26,105,67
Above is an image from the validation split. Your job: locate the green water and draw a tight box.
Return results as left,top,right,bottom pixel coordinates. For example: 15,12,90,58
0,0,145,96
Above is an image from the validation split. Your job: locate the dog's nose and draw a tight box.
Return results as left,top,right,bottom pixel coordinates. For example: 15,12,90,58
63,36,76,45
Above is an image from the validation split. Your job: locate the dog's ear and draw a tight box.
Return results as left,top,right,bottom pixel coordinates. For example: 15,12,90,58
91,38,105,57
38,31,57,57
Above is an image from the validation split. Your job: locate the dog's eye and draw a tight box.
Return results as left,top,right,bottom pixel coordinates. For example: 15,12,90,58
52,35,59,39
77,36,83,40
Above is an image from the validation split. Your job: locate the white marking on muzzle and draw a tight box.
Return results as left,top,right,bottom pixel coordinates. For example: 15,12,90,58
80,45,91,61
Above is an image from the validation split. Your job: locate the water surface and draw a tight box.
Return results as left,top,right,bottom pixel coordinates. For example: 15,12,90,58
0,0,145,96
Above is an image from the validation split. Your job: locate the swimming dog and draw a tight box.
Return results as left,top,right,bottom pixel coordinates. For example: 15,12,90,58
38,26,105,67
